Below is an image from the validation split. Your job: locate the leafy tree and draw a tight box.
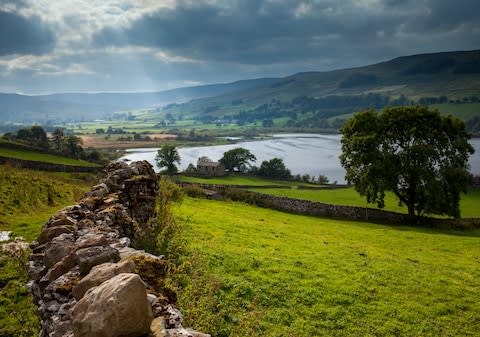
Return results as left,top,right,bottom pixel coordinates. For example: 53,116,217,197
258,158,291,179
50,128,65,151
30,125,49,148
219,147,256,172
156,145,181,175
317,174,329,184
340,106,474,218
64,135,83,159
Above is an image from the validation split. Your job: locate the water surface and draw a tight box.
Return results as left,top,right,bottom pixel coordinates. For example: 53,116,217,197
120,134,480,184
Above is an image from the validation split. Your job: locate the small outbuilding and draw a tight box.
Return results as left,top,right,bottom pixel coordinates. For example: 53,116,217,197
197,158,226,177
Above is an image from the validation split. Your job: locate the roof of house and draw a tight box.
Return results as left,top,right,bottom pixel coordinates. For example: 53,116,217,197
198,161,223,167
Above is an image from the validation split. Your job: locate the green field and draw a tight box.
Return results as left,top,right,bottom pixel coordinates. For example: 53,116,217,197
250,186,480,218
172,197,480,337
0,165,92,336
430,103,480,121
0,148,99,167
177,175,316,187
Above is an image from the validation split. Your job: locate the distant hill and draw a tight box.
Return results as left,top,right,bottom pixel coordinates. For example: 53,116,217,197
1,49,479,125
162,49,480,121
0,78,277,124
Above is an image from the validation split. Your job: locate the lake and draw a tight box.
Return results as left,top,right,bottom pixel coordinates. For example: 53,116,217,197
120,133,480,184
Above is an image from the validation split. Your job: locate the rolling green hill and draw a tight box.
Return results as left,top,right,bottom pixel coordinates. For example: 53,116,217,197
2,50,479,128
171,197,480,337
0,78,277,124
159,50,480,128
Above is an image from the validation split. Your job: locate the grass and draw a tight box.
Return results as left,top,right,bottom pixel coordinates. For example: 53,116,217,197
249,186,480,217
172,197,480,337
0,165,92,336
0,165,92,240
0,148,99,167
177,175,316,187
0,251,39,337
430,103,480,121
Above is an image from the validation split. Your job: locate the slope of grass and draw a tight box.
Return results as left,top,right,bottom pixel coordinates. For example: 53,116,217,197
250,186,480,217
0,165,92,336
172,197,480,337
0,148,99,167
431,103,480,121
177,175,317,187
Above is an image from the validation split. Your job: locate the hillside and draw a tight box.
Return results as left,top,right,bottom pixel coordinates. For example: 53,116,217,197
161,50,480,123
172,197,480,336
1,50,479,127
0,77,277,124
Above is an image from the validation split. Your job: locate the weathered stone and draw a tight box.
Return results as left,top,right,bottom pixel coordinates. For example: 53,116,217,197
76,218,95,230
75,245,120,274
75,235,109,250
150,317,167,337
29,161,209,337
38,226,75,245
44,234,76,268
72,260,136,300
47,269,81,298
167,328,211,337
28,259,47,281
164,305,184,329
71,273,153,337
47,252,77,282
85,183,109,198
50,216,77,228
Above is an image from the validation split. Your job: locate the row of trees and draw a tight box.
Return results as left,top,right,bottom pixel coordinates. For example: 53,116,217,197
157,106,474,219
155,145,329,183
2,126,98,161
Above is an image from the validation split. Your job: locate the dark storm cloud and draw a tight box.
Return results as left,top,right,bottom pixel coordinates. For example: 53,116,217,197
93,0,480,68
0,9,55,56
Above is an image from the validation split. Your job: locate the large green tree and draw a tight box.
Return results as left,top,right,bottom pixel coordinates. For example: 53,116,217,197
156,145,181,175
258,158,291,179
219,147,256,172
340,106,474,218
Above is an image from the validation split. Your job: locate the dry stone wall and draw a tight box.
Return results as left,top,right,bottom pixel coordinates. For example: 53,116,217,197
28,161,209,337
180,182,480,229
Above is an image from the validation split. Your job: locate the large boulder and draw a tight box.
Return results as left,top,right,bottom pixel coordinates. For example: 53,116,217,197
71,273,153,337
72,260,136,300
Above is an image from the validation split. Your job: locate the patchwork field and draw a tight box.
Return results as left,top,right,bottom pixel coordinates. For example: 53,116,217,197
172,197,480,337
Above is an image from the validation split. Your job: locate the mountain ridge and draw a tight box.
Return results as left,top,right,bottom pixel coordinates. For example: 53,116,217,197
1,49,479,124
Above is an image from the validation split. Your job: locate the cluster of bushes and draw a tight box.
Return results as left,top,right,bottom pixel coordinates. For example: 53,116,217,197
1,125,109,163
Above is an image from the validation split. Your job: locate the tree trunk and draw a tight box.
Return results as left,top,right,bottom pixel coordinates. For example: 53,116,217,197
407,204,415,218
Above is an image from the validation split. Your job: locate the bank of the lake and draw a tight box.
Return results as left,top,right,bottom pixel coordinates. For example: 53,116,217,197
120,134,480,184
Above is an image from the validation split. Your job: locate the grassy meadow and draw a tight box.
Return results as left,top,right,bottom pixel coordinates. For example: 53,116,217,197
0,165,92,336
177,175,317,187
250,186,480,218
177,175,480,218
0,148,100,167
171,197,480,337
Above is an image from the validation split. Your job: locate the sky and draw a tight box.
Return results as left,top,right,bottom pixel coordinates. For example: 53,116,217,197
0,0,479,94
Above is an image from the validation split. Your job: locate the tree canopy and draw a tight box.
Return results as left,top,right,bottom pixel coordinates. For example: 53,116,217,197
340,106,474,218
155,145,181,175
219,147,256,172
258,158,291,179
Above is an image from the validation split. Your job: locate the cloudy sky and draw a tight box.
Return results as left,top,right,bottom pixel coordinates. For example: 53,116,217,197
0,0,479,94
